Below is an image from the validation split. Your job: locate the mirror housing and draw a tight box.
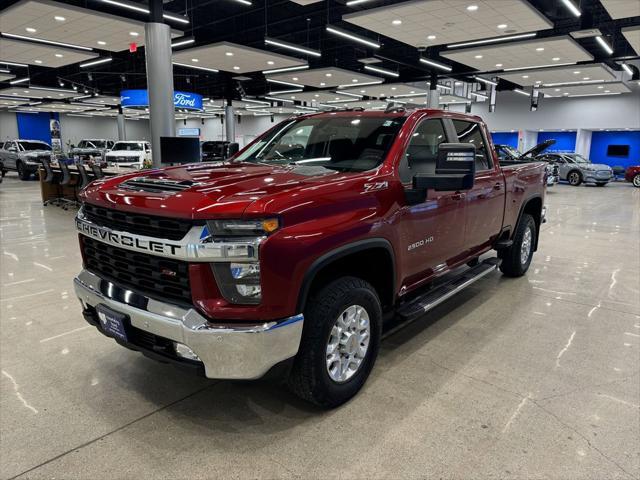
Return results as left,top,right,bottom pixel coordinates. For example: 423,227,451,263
226,142,240,158
414,143,476,192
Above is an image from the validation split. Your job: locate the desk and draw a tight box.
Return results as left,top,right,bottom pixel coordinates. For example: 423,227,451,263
38,165,136,203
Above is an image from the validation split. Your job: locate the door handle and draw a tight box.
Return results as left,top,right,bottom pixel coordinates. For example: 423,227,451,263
493,182,502,190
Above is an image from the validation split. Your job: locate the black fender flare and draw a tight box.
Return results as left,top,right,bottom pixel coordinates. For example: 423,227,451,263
514,194,543,250
296,238,396,313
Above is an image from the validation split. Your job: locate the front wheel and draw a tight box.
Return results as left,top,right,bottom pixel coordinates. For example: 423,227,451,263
568,171,582,186
499,214,536,278
633,174,640,188
17,161,31,181
288,276,382,408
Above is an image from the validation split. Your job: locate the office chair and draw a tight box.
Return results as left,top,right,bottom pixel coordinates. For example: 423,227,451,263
58,161,79,210
90,164,105,179
76,163,91,191
42,158,63,207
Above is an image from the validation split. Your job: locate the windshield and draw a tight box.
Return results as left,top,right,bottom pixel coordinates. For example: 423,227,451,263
497,145,521,160
113,142,143,151
564,154,590,164
235,115,406,172
19,141,51,151
86,140,107,148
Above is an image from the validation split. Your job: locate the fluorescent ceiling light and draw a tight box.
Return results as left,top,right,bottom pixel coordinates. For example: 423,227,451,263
419,57,452,72
262,64,309,75
346,0,374,5
264,96,295,103
513,88,530,96
266,78,304,88
30,86,78,94
294,105,319,111
1,60,28,67
338,91,364,98
9,77,29,84
172,62,219,73
543,79,606,87
264,37,321,57
560,0,581,17
269,89,304,95
326,26,380,49
474,76,497,86
325,98,359,104
163,13,190,24
80,57,112,68
363,65,399,77
100,0,189,23
0,68,9,73
471,91,488,99
171,37,195,48
621,63,633,75
503,62,575,71
447,32,536,49
241,98,270,105
337,79,384,88
1,32,93,51
595,36,613,55
231,0,252,5
569,92,621,97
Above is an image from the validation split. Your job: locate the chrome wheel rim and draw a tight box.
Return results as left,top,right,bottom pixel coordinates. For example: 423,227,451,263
569,172,579,185
520,227,533,265
326,305,370,383
634,175,640,187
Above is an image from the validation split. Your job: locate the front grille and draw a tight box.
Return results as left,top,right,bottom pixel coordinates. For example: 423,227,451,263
83,203,193,240
596,170,611,177
82,237,192,305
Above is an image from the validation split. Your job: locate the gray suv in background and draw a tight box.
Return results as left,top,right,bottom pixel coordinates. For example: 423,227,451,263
537,153,614,186
0,139,54,180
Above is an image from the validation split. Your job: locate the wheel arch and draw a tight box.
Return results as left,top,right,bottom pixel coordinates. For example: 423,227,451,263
515,195,543,251
296,238,396,313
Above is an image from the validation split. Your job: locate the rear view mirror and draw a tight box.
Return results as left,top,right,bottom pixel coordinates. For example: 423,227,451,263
414,143,476,191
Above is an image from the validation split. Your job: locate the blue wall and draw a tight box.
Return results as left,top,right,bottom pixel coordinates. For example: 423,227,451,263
537,131,577,153
589,131,640,168
16,112,57,144
491,132,518,148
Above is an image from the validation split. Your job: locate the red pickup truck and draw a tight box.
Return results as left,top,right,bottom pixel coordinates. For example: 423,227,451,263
74,108,546,407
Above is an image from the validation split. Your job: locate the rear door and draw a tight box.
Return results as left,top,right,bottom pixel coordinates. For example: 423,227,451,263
396,116,466,290
450,119,505,254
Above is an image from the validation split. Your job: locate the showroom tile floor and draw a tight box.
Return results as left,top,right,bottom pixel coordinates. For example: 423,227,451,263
1,176,638,480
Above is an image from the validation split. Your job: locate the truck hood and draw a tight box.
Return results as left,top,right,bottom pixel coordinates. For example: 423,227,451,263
80,161,355,219
106,150,141,157
22,150,53,157
72,148,104,154
521,139,556,158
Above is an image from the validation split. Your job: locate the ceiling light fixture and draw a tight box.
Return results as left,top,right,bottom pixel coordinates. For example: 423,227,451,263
503,62,575,71
241,98,270,105
262,64,308,75
471,91,488,99
419,57,452,72
337,91,364,98
54,15,66,21
595,36,613,55
25,27,37,33
0,60,28,67
326,26,380,49
569,92,620,97
263,96,294,103
269,89,303,95
266,78,304,88
171,37,195,48
552,57,561,61
345,0,374,5
363,65,399,77
336,79,383,89
466,5,479,11
34,59,43,64
55,53,63,58
392,19,402,25
1,32,93,51
264,37,321,57
232,0,252,5
79,57,112,68
9,77,30,85
560,0,581,17
100,0,189,23
427,35,437,40
172,62,219,73
497,24,507,29
474,55,483,59
621,63,633,75
447,32,536,48
513,88,530,96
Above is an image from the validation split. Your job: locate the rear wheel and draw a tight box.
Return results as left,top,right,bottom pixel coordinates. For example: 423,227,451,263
568,171,582,186
288,276,381,408
17,161,31,181
633,174,640,188
499,214,536,278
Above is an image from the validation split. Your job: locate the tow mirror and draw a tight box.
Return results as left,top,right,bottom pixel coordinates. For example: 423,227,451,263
226,142,239,158
414,143,476,191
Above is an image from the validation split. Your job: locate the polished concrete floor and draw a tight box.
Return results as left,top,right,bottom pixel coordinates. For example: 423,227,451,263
1,174,639,480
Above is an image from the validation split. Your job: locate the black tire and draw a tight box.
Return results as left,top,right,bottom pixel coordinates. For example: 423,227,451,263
499,213,536,278
17,161,31,181
595,182,607,187
567,170,582,186
287,276,382,408
632,174,640,188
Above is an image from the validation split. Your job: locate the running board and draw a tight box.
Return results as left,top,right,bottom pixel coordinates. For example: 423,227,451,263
394,257,501,324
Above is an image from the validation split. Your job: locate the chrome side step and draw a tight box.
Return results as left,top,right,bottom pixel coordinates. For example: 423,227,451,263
388,258,501,336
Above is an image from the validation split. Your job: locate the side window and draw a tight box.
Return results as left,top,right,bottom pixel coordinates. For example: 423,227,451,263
452,120,492,171
398,119,447,184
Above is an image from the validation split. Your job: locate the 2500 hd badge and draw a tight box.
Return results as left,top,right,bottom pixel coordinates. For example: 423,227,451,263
408,236,434,251
76,218,182,255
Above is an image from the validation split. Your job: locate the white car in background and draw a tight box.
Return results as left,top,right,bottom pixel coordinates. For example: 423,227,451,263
104,141,152,169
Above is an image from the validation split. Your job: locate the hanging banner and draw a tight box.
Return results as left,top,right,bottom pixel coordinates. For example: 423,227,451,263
50,117,62,153
120,89,203,111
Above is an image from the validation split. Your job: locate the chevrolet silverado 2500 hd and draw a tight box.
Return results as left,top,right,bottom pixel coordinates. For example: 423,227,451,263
74,109,546,407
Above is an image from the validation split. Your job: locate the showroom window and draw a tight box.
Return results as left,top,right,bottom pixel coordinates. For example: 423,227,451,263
452,120,492,171
398,119,447,184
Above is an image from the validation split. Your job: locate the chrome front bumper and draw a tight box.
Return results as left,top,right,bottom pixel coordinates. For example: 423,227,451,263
73,269,303,380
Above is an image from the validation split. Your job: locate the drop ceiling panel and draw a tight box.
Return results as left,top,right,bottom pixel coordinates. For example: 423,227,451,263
0,73,16,81
622,26,640,55
76,95,121,106
343,0,552,48
499,63,616,86
173,41,307,74
341,82,430,98
273,90,357,103
441,36,593,71
599,0,640,19
0,97,28,107
0,86,81,99
541,82,631,98
0,0,182,52
0,38,98,67
266,67,382,88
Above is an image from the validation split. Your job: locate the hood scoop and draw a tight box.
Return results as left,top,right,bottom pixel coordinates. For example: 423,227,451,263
119,176,199,193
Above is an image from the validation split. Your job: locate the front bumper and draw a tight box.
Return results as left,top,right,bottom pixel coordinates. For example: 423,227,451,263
74,269,303,380
583,171,613,183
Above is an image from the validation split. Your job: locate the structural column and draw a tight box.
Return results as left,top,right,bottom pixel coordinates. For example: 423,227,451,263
117,105,126,141
428,72,440,108
225,102,235,143
145,0,175,166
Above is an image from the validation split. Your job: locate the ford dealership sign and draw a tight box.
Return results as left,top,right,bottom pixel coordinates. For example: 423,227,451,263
120,89,203,111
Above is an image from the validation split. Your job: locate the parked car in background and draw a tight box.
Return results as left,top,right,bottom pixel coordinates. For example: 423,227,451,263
104,141,151,169
625,165,640,187
0,139,54,180
537,153,613,186
70,139,114,166
495,140,559,186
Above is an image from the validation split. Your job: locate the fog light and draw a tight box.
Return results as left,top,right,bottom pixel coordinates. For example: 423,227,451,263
230,262,259,280
236,284,261,298
175,342,200,361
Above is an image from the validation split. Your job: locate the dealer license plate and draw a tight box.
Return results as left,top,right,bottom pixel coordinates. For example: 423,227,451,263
96,304,128,342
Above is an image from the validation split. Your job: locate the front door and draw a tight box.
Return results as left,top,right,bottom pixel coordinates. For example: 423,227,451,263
451,119,505,255
396,117,466,291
